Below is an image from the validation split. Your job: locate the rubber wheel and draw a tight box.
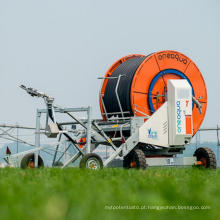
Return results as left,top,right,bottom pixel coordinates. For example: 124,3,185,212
123,149,146,169
193,147,216,169
20,153,44,169
79,153,103,169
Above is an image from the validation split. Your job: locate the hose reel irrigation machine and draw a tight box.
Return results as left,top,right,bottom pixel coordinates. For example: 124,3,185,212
11,50,217,169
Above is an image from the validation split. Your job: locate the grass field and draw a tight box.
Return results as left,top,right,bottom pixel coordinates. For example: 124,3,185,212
0,167,219,220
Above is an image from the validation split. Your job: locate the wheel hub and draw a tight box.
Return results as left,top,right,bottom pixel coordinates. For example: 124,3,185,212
86,158,100,170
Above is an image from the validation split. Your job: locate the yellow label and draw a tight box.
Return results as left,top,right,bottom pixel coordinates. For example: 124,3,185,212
112,124,118,128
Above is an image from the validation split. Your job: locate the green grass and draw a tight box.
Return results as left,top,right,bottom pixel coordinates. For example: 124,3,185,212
0,168,219,220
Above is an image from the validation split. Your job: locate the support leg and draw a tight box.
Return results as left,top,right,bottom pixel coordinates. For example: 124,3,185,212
34,111,41,167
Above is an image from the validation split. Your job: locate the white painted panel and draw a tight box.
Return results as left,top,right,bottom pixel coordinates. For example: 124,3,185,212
139,102,168,147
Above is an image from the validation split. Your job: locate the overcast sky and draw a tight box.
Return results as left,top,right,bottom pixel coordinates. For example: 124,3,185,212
0,0,219,133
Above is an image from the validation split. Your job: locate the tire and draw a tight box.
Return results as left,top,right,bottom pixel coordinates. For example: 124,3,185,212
193,147,216,169
123,149,146,170
20,153,44,169
79,153,103,169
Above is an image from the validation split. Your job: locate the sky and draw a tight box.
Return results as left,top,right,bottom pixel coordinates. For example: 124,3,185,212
0,0,220,137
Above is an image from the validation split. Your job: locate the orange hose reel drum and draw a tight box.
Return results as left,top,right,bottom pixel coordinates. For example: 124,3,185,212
99,54,145,119
100,50,207,136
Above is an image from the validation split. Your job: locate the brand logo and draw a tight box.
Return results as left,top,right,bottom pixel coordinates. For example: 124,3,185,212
158,53,187,65
176,101,182,133
148,128,158,139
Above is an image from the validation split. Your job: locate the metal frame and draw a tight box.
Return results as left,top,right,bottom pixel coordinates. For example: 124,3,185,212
99,75,130,120
34,106,92,167
1,83,219,169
